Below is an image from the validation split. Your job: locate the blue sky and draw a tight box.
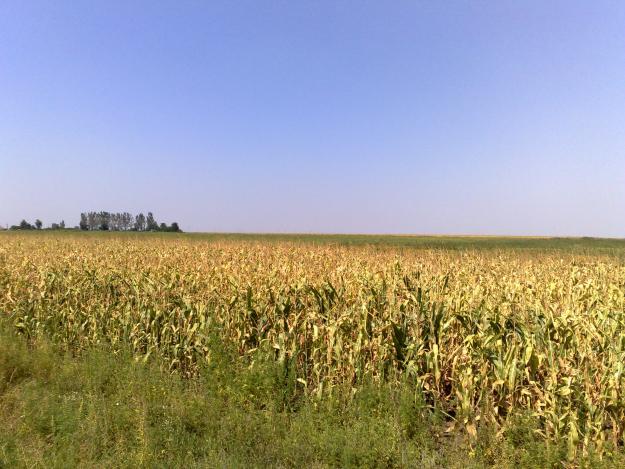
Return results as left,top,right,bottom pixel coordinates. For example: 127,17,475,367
1,1,624,236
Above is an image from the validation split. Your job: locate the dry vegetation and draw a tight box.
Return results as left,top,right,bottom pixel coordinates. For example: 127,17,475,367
2,233,625,462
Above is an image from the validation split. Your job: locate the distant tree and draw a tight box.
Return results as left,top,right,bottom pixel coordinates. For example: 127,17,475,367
135,213,146,231
10,219,34,230
170,222,181,233
146,212,158,231
122,212,132,231
80,213,88,230
35,219,42,230
60,220,65,229
159,222,168,231
98,211,110,231
51,223,60,230
87,212,97,230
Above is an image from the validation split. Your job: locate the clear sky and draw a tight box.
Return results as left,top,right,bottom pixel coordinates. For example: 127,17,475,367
1,1,624,236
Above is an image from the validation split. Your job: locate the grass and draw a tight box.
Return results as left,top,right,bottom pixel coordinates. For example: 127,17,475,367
1,321,624,468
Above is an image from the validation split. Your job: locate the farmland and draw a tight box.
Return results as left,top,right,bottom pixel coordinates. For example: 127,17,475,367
2,231,625,467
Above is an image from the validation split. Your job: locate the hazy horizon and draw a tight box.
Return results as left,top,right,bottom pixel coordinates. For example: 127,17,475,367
2,1,624,237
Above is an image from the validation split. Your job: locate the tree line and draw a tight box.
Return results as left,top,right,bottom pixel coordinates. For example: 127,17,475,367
7,219,48,230
6,212,181,232
80,211,181,232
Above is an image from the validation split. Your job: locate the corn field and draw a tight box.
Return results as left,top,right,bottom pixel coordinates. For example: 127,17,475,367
2,233,625,456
